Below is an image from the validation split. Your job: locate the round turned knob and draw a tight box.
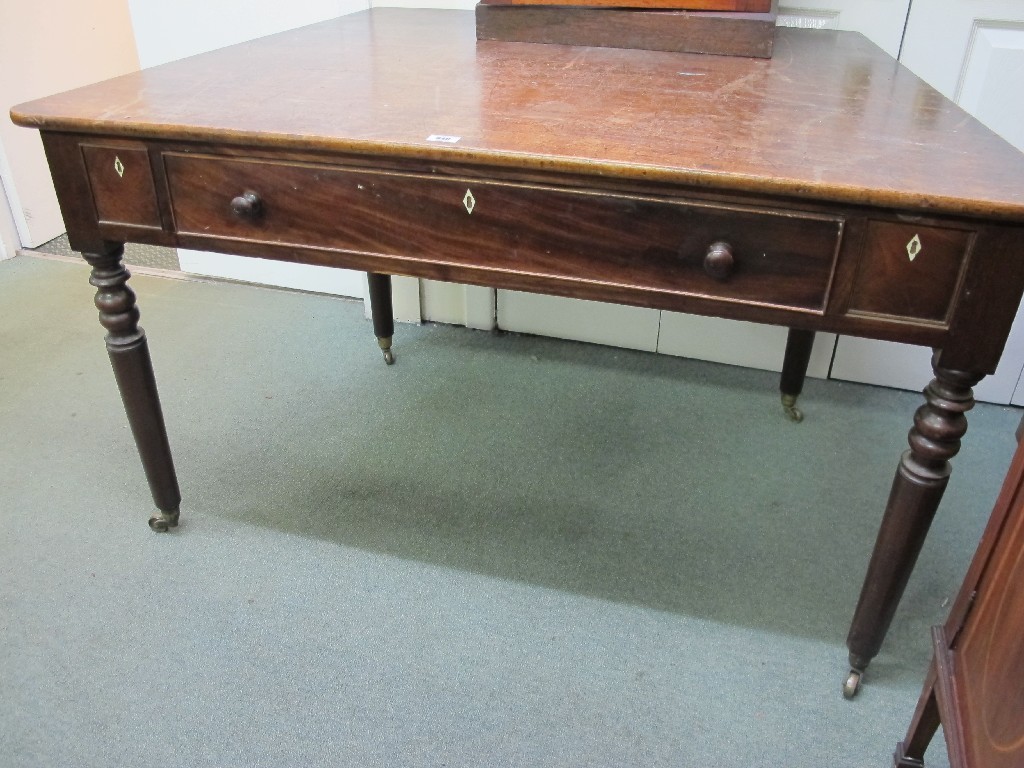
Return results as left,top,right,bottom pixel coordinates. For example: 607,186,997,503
230,190,263,221
704,241,734,280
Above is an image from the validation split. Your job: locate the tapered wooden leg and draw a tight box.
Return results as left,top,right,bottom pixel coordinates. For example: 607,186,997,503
780,328,815,422
893,741,928,768
367,272,395,365
844,354,982,697
893,658,940,766
84,246,181,531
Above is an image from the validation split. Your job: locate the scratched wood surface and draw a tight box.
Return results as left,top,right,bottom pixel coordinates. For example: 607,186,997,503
10,8,1024,220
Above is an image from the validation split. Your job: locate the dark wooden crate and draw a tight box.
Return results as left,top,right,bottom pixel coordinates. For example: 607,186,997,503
475,3,778,58
478,0,772,10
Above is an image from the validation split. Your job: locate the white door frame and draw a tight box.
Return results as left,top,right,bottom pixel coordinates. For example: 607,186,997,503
0,141,22,261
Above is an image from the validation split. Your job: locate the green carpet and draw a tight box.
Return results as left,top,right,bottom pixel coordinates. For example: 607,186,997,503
2,254,1016,767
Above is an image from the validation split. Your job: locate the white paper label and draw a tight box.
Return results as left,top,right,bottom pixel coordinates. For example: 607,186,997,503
427,134,461,144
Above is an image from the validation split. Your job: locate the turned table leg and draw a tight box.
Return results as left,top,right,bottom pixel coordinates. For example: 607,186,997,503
85,246,181,531
843,354,982,697
367,272,395,365
780,328,815,422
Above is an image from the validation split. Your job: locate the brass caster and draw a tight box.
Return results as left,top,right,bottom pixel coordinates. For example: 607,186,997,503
377,336,394,366
843,669,862,699
148,509,180,532
781,394,804,423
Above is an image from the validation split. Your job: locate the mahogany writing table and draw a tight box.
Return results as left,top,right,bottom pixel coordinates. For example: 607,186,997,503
11,8,1024,698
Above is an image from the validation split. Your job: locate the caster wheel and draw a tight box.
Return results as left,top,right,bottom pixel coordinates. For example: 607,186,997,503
148,510,180,532
781,394,804,423
843,669,862,699
382,349,395,365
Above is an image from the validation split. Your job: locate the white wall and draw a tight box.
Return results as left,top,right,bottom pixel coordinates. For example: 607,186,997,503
778,1,911,57
1,0,141,248
127,0,367,67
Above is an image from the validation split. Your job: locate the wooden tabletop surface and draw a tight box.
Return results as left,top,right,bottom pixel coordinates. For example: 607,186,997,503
11,8,1024,220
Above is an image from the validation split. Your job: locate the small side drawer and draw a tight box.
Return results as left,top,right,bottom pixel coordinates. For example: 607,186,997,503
848,220,974,325
82,143,162,230
165,153,843,312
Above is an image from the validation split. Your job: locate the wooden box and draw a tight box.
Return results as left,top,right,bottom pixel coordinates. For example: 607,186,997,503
478,0,772,8
475,1,779,58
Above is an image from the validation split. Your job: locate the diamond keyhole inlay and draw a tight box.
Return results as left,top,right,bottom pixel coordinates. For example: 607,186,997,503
113,156,125,178
907,234,922,261
463,189,476,215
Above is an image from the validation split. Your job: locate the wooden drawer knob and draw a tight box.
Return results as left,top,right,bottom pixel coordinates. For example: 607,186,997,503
704,241,734,280
230,190,263,221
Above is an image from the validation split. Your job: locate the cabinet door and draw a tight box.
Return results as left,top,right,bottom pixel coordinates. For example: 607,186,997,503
830,1,1024,404
0,159,21,260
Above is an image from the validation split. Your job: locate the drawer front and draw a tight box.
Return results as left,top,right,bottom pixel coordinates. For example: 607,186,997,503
165,154,843,312
82,143,162,230
848,220,973,324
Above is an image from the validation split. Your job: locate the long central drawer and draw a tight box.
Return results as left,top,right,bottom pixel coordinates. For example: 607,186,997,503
164,153,843,312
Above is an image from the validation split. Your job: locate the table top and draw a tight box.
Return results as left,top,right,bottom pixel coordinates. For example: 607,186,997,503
11,8,1024,220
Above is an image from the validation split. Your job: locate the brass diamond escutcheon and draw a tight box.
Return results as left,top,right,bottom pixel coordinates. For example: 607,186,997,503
463,189,475,215
114,156,125,178
907,234,922,261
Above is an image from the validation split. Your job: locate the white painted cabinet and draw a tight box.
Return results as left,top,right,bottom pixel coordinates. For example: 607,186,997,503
830,0,1024,404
